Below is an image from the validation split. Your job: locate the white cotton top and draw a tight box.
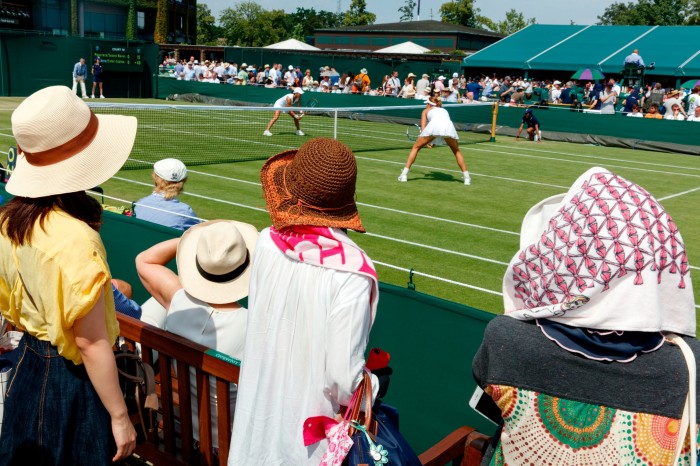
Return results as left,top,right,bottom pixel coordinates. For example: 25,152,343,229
273,94,293,108
166,289,247,448
420,106,459,139
229,229,378,465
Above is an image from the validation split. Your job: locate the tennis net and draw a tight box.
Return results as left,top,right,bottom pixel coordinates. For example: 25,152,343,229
88,101,498,170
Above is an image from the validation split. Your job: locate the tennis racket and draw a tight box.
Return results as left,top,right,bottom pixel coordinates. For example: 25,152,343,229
406,124,421,141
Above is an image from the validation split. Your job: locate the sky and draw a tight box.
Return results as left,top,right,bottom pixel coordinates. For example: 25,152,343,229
203,0,613,26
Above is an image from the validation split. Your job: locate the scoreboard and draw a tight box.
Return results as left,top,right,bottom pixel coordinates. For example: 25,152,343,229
92,43,143,72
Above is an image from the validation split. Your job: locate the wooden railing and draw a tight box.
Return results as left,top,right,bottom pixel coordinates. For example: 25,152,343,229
117,314,240,466
117,313,490,466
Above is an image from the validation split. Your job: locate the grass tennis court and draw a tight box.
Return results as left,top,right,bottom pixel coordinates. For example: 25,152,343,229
0,98,699,329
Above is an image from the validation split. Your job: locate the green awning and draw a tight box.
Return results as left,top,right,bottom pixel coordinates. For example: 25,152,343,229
463,24,700,78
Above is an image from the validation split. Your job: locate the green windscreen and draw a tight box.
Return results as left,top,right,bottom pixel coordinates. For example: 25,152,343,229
96,208,498,453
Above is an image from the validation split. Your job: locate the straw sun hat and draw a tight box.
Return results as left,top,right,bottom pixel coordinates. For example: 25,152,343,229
8,85,137,198
260,138,364,232
176,219,258,304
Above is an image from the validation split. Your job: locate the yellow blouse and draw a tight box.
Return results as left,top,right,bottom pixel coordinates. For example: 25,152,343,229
0,208,118,364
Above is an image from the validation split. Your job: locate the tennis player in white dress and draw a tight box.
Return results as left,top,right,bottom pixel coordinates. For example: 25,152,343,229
399,96,471,185
263,87,305,137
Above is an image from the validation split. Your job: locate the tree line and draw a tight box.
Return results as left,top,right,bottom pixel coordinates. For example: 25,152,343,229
195,0,700,47
196,0,536,47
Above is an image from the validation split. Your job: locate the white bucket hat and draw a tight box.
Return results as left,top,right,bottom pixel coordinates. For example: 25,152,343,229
8,85,137,198
176,220,258,304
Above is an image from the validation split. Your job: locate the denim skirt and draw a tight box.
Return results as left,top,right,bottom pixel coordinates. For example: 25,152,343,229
0,334,112,466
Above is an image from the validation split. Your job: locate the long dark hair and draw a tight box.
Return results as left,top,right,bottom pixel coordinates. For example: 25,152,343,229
0,192,103,246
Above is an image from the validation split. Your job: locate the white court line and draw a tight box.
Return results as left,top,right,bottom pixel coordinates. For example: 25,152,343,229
355,155,569,188
128,157,521,235
111,176,268,213
357,203,518,235
94,188,505,295
374,260,503,296
110,165,700,275
104,183,697,300
182,166,521,235
110,175,511,265
470,146,700,179
489,143,700,173
365,232,510,265
156,109,416,148
658,187,700,201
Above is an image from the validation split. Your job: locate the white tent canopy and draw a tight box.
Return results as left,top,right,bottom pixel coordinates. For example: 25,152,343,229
374,41,431,54
264,38,320,51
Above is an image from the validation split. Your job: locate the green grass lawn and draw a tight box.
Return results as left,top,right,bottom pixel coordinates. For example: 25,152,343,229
1,98,698,327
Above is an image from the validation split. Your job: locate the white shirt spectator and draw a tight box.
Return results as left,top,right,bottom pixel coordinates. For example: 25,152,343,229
415,77,430,98
230,230,377,465
550,87,562,103
387,75,400,96
284,70,296,87
664,111,685,121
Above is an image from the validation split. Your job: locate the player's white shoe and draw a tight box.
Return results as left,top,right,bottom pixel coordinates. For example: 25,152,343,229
263,130,273,136
398,174,407,182
464,176,471,186
296,130,305,136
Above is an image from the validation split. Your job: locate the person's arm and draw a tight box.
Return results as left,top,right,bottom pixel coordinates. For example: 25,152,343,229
288,96,301,119
420,108,428,131
135,238,182,310
515,122,524,139
74,290,136,461
534,123,542,143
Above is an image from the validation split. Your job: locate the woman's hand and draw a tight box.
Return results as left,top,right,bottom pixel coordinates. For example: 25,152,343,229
111,414,137,461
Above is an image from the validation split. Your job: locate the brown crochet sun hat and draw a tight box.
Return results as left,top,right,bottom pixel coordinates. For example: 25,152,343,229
260,137,365,232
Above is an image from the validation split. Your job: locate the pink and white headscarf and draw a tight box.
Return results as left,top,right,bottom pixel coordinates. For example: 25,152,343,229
269,225,379,324
504,167,695,336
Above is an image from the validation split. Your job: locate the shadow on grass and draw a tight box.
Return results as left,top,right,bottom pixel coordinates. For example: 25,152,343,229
420,171,461,183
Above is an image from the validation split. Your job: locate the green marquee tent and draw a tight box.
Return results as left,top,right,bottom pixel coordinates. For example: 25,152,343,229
463,24,700,78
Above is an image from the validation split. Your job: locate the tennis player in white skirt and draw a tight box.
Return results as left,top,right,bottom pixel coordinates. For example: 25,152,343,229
263,87,305,137
399,96,471,185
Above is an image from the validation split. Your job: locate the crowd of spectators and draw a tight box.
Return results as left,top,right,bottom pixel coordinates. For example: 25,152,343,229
161,57,700,121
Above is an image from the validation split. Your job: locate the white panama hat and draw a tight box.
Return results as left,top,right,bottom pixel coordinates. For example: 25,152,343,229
176,220,258,304
8,85,137,198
